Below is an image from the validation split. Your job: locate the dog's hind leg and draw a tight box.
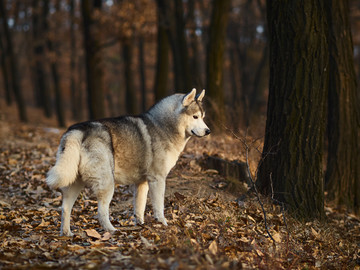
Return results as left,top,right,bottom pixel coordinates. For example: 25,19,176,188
96,181,116,233
134,181,149,224
60,180,85,236
148,179,167,225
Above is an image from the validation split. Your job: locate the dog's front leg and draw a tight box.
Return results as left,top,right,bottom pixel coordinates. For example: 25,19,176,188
148,178,167,225
134,181,149,224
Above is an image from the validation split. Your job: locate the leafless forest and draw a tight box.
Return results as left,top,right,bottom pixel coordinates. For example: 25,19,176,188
1,0,360,269
1,1,360,129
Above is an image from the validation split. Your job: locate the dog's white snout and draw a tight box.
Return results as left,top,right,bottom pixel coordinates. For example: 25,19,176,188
191,127,211,137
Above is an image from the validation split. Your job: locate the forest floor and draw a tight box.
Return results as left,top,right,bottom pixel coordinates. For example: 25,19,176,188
0,100,359,269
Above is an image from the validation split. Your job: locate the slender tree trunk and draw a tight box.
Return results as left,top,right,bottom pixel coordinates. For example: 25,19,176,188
69,0,81,121
81,0,105,120
154,0,170,102
50,60,65,127
0,1,27,122
174,0,191,90
325,0,360,214
47,0,65,127
206,0,231,126
229,42,242,130
123,39,137,115
0,31,12,105
249,44,268,120
138,37,146,112
187,0,202,89
257,0,328,220
158,0,190,91
32,0,52,117
239,46,250,127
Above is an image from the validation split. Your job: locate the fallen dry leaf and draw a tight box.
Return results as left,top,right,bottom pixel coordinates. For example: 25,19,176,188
101,232,112,241
272,232,282,243
209,240,218,255
311,227,319,238
36,219,50,228
85,229,102,239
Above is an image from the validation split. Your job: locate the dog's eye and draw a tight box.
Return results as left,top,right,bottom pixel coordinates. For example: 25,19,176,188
193,115,198,119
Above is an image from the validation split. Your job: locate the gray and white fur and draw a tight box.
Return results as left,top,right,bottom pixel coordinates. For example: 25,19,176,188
46,88,210,236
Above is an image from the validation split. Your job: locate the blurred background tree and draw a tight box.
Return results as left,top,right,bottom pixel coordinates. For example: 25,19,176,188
0,0,272,130
81,0,105,120
0,0,27,122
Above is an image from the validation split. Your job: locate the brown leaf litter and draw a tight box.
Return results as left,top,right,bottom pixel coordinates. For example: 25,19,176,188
0,119,359,269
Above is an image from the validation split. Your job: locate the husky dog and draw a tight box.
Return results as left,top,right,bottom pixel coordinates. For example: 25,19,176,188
46,88,210,236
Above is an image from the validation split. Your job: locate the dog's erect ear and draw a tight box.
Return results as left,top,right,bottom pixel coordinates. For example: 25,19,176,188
183,88,197,106
196,89,205,102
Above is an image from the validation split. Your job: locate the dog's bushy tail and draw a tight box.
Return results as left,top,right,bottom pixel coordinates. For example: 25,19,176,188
46,130,83,189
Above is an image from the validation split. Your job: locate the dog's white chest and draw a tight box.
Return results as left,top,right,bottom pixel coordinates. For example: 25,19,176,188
164,150,180,174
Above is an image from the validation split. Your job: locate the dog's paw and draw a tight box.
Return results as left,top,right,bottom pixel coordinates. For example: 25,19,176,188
105,225,117,233
60,230,74,237
162,219,168,226
135,217,144,225
156,217,168,226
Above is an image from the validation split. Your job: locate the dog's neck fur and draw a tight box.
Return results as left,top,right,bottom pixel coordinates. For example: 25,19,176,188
145,94,189,144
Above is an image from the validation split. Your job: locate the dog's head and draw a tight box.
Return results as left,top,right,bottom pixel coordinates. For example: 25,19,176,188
182,88,211,138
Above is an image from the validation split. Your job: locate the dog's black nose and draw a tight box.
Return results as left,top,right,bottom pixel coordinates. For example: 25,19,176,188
205,129,211,135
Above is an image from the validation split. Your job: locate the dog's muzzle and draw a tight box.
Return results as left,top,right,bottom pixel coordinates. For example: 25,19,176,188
191,129,211,137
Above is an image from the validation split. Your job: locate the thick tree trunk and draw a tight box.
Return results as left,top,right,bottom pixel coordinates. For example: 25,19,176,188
0,1,27,122
325,0,360,214
257,0,328,220
81,0,105,120
206,0,231,126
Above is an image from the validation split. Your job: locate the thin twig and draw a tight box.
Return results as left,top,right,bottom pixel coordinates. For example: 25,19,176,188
224,126,276,243
244,137,276,243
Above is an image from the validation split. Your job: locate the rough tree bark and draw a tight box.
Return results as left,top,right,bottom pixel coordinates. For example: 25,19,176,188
257,0,328,220
325,0,360,214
